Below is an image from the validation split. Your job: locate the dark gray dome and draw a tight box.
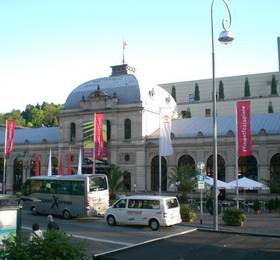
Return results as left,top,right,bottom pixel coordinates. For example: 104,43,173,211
64,74,141,109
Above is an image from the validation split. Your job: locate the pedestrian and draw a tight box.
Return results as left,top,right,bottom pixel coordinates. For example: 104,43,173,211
29,222,44,241
47,214,59,230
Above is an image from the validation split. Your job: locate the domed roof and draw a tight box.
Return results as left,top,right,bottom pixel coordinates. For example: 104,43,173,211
64,64,142,109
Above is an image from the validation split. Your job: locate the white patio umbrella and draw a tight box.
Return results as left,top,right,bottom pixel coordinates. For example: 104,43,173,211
204,176,230,189
227,177,269,190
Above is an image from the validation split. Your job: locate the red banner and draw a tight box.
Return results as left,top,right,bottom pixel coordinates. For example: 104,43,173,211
236,101,252,157
35,153,40,176
68,146,72,175
95,113,104,160
58,151,63,176
4,120,16,159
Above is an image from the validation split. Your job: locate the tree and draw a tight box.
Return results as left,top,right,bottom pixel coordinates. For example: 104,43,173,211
268,102,274,113
168,165,196,203
271,75,278,95
194,83,200,101
244,77,251,97
218,80,225,99
107,165,127,200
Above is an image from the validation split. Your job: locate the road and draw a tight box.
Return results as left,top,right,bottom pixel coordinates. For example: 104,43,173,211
21,210,196,257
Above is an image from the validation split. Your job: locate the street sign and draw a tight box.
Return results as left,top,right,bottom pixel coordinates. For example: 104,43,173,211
198,180,205,190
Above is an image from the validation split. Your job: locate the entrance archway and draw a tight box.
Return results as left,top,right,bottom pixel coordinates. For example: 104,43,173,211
206,155,226,181
151,156,167,191
14,159,23,192
238,156,258,180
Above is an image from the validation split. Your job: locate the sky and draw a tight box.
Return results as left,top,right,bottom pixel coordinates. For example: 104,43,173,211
1,0,280,113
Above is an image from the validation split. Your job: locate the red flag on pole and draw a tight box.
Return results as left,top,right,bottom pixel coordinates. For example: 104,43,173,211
35,152,40,176
4,120,16,159
95,113,104,160
68,146,72,175
236,100,252,157
58,151,63,176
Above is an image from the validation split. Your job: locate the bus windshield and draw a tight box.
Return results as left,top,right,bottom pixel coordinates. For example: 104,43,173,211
89,176,107,191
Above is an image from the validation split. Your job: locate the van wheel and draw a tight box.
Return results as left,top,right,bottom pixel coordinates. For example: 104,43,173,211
149,219,159,231
63,210,71,219
31,206,37,215
107,215,116,226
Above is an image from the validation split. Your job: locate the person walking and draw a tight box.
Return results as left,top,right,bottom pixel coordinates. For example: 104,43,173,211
29,222,44,241
47,214,59,230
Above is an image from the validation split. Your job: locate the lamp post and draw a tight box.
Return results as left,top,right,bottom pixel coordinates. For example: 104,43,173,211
211,0,234,231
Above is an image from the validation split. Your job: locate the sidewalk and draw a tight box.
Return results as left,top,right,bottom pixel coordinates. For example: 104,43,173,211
184,212,280,237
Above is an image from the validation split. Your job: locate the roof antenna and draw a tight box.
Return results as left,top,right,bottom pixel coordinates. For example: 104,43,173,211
122,39,127,64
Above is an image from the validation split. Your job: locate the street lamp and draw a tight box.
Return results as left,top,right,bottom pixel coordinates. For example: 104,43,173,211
211,0,234,231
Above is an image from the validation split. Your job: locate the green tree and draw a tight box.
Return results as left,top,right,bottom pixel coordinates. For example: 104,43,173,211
244,77,251,97
268,102,274,113
107,165,127,200
271,75,278,95
194,83,200,101
168,165,196,203
218,80,225,99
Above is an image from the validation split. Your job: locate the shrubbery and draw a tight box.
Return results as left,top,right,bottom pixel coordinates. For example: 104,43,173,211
1,230,87,260
222,208,246,226
180,204,197,223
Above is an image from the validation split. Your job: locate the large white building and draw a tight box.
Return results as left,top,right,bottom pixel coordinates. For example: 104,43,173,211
1,63,280,199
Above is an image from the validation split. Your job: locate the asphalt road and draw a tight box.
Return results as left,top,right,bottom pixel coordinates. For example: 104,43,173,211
21,210,280,260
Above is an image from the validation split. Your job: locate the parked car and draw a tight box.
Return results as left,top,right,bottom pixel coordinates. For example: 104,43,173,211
105,195,182,230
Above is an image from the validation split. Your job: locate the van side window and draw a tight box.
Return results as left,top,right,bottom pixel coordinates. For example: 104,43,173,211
143,200,160,209
128,199,143,209
166,198,179,209
114,199,127,208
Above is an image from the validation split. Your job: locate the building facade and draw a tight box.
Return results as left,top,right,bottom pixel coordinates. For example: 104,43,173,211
0,64,280,198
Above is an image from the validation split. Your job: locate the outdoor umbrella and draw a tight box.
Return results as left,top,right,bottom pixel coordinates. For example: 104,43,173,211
204,176,230,189
227,177,269,190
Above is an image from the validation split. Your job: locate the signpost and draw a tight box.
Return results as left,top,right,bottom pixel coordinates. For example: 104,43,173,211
197,162,206,225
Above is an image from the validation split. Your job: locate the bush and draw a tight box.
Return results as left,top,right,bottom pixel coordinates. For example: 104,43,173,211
180,204,197,223
222,208,246,226
253,199,261,212
1,230,87,260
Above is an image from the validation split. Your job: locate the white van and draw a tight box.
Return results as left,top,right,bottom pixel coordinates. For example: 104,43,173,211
105,195,182,230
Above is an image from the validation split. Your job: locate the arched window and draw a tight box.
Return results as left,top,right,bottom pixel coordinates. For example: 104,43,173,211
238,155,258,180
70,122,76,142
123,171,131,191
171,86,176,101
178,155,195,170
14,159,23,192
0,157,3,183
151,156,167,191
270,153,280,193
30,159,36,177
124,119,131,139
106,120,111,141
52,156,58,175
206,155,226,181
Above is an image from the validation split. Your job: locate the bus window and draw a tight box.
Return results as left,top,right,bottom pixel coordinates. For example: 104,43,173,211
31,180,42,193
42,181,57,194
72,181,84,196
89,176,107,191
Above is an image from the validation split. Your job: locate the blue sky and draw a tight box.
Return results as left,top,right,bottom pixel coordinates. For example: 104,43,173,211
1,0,280,112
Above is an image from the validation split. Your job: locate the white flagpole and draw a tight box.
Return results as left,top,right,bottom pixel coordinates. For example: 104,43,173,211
235,103,239,208
159,108,161,194
77,147,82,175
47,149,52,176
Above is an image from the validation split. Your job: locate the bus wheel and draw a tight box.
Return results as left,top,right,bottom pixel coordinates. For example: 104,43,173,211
107,215,116,226
149,219,159,231
31,206,37,215
63,210,71,219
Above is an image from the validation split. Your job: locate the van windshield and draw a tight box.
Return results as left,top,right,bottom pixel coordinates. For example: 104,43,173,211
166,198,179,209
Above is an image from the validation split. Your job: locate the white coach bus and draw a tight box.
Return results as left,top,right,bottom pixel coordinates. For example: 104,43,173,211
22,174,109,219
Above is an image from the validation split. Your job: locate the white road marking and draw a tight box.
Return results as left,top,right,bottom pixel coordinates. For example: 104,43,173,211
22,226,132,246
